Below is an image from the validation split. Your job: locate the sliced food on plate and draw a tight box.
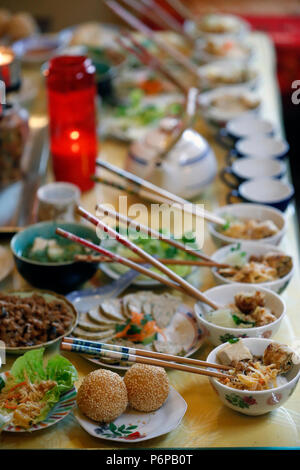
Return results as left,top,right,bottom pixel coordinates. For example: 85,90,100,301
73,291,202,367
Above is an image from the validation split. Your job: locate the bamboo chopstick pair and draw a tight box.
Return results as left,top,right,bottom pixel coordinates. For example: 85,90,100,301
94,160,226,226
56,205,220,309
61,337,232,380
105,0,200,79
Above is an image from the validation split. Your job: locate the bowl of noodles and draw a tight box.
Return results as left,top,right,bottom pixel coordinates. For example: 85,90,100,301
195,284,286,346
206,338,300,415
208,203,286,247
211,242,294,294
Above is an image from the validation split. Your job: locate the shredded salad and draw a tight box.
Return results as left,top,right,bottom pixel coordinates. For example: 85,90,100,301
0,349,77,429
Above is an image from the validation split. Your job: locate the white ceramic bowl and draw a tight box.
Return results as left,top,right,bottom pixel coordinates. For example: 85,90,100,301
195,283,286,346
206,338,300,415
225,114,275,141
227,178,294,212
208,203,286,247
234,135,289,160
198,86,261,126
197,61,259,91
211,242,294,294
184,14,250,40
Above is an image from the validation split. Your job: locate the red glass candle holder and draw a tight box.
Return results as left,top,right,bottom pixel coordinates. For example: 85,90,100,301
46,55,98,191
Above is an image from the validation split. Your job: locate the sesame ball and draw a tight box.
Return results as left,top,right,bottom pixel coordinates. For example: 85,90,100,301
124,364,169,412
77,369,128,422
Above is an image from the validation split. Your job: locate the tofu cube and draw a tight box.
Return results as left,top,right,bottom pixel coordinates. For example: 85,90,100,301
217,340,253,366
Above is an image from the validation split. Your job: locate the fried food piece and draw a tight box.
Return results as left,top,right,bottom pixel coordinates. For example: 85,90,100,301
77,369,128,422
234,291,265,314
263,343,294,373
124,364,169,412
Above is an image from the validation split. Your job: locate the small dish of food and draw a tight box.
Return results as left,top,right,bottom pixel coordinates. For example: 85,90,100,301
208,203,286,247
211,243,293,294
72,290,204,370
0,289,77,353
198,61,259,91
206,338,300,415
185,13,250,40
74,364,187,442
100,89,184,142
99,229,201,286
195,284,285,346
0,348,77,431
198,86,260,126
11,222,99,293
195,37,253,65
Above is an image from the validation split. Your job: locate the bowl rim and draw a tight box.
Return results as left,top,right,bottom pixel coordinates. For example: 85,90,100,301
238,178,294,204
195,283,286,334
208,203,286,245
211,242,294,288
3,288,78,353
10,221,99,267
207,337,300,395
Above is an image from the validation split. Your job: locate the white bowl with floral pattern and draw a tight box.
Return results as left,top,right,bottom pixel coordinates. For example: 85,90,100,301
206,338,300,416
211,242,294,295
195,283,286,346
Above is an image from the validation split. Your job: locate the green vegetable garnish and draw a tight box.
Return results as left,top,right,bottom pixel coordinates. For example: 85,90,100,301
228,338,239,344
232,315,256,327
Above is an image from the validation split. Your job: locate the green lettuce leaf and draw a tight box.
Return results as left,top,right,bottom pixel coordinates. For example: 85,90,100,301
10,348,46,383
46,354,78,394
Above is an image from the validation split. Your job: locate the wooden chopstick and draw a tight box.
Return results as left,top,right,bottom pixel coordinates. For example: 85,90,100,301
96,203,228,267
164,0,196,23
105,0,200,78
63,336,232,371
120,0,189,40
76,205,219,309
118,30,189,94
95,160,226,226
61,341,232,379
75,254,227,268
140,0,194,42
55,227,192,295
157,86,198,162
92,175,177,205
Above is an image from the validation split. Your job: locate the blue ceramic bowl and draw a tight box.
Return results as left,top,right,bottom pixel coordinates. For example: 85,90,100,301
227,135,289,164
11,222,99,294
218,114,274,147
226,177,294,212
221,157,286,189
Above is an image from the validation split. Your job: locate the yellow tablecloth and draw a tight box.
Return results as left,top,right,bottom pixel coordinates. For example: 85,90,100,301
1,32,300,449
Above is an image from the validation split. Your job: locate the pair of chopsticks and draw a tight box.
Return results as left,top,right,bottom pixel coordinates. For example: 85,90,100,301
61,337,232,379
95,203,228,267
120,0,192,43
56,206,220,309
75,254,226,268
95,160,226,226
117,29,189,94
105,0,200,79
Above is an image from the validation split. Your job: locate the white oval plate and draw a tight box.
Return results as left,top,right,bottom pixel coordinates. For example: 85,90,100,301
74,385,186,442
84,303,205,370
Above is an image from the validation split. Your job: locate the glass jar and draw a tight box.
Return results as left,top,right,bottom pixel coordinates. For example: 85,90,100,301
0,103,29,187
46,55,98,191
